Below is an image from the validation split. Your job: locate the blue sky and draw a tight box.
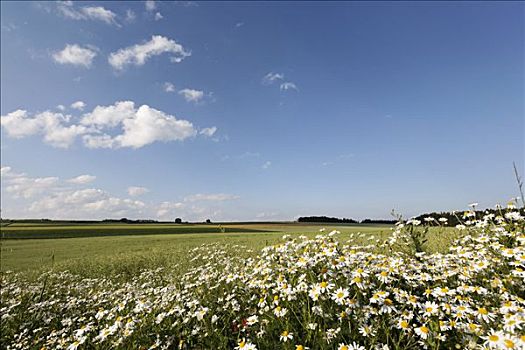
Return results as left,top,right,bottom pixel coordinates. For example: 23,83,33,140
1,1,523,221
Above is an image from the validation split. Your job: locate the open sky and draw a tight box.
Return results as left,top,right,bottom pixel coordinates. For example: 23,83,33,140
1,1,523,221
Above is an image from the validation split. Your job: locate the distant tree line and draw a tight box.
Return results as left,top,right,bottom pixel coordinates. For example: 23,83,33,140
102,218,159,224
297,216,397,224
360,219,397,224
297,216,358,223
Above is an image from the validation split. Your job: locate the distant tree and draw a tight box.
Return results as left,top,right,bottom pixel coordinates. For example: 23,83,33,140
206,219,212,224
175,218,182,224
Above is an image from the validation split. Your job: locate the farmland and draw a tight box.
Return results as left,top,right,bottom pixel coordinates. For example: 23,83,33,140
2,209,524,349
1,222,398,274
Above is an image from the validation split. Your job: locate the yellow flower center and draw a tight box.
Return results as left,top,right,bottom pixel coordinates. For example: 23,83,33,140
296,346,304,350
400,320,409,329
420,326,429,334
320,281,328,288
478,307,488,315
504,339,515,348
281,330,288,337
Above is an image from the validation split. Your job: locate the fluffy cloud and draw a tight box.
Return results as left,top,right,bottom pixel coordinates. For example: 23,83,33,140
262,72,284,85
0,110,88,148
280,82,298,91
4,174,59,199
1,101,216,149
53,44,97,68
178,88,204,103
262,161,272,169
164,82,176,92
184,193,240,202
80,102,197,148
1,167,237,221
80,101,136,128
108,35,190,70
154,12,163,21
57,1,118,25
71,101,86,110
28,188,145,219
128,186,149,196
67,174,96,184
114,105,197,148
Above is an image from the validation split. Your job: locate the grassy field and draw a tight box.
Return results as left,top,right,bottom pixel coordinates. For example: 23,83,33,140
0,222,459,277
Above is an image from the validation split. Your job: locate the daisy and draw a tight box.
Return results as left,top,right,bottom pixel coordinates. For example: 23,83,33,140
280,330,293,342
414,325,430,339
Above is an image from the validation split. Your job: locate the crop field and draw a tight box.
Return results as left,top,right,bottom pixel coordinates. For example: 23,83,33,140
1,223,396,273
1,208,524,349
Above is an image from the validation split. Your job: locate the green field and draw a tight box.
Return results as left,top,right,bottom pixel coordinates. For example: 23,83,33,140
0,222,459,278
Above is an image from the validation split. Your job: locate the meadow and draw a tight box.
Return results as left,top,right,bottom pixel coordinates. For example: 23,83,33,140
1,206,523,349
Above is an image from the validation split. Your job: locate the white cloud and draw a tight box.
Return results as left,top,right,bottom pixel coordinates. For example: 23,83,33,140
57,104,66,111
1,110,43,138
82,134,116,149
262,72,284,85
80,101,136,128
57,2,118,25
280,82,298,91
1,167,238,221
178,88,204,103
29,188,145,219
128,186,149,196
199,127,217,137
82,7,117,24
71,101,86,110
164,82,176,92
156,201,184,218
0,110,87,148
67,174,96,184
108,35,190,70
114,105,197,148
1,166,12,177
1,101,216,149
184,193,240,202
5,175,59,199
145,0,157,11
154,12,163,21
262,161,272,169
53,44,97,68
235,22,244,28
